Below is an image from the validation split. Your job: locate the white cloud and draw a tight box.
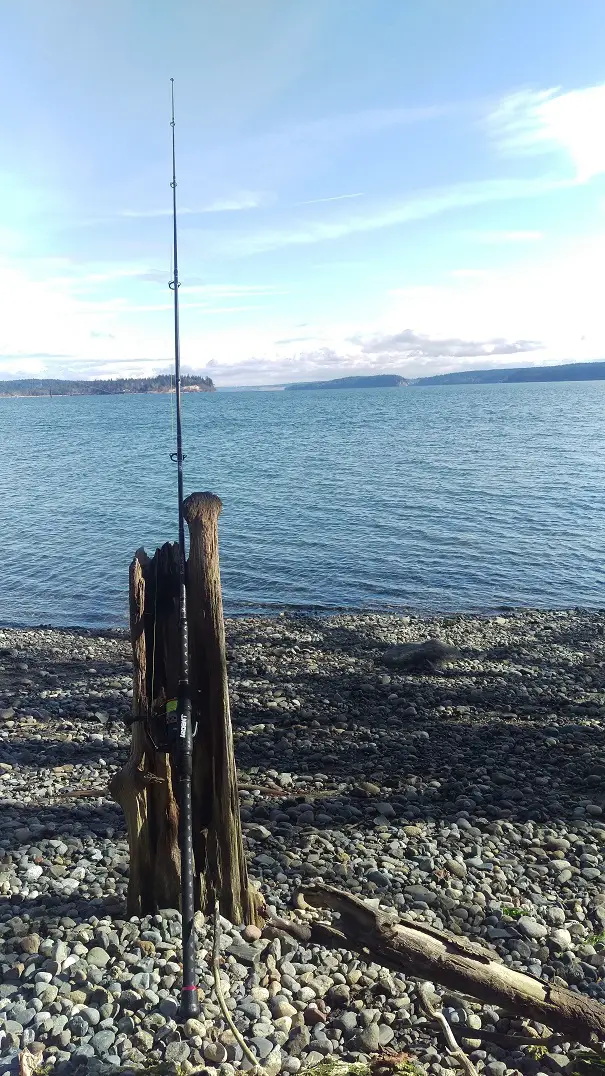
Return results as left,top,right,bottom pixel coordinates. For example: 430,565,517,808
488,84,605,181
299,192,364,205
358,328,541,360
467,230,543,243
219,175,569,256
184,283,285,297
385,232,605,365
119,191,264,218
4,230,605,386
202,192,265,212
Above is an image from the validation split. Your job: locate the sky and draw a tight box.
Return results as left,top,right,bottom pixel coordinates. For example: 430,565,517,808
1,1,605,387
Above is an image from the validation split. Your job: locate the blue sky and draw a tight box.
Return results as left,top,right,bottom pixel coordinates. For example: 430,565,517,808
1,0,605,386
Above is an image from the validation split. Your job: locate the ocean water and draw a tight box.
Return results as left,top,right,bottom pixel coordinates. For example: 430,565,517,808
0,381,604,628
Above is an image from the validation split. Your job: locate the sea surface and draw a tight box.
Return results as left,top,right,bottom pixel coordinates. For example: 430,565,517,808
1,382,604,628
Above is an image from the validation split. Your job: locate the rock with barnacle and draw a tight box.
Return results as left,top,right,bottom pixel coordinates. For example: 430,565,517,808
380,639,461,671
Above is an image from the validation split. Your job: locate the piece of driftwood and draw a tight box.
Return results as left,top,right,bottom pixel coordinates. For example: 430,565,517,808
109,547,180,913
418,984,478,1076
110,494,260,924
268,884,605,1050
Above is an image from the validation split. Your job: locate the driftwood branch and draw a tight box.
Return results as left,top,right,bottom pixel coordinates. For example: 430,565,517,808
212,901,262,1072
418,984,479,1076
268,884,605,1050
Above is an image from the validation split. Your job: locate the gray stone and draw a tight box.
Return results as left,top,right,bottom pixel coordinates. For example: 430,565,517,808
357,1023,380,1052
550,928,573,950
133,1030,154,1051
227,937,263,965
91,1029,116,1053
336,1011,358,1034
251,1037,274,1060
547,1054,572,1070
287,1025,311,1056
518,916,548,940
165,1040,191,1063
382,639,460,670
246,824,271,840
270,997,297,1019
159,996,179,1020
86,947,110,968
486,1063,507,1076
367,869,390,887
445,859,467,879
205,1042,228,1064
405,884,438,906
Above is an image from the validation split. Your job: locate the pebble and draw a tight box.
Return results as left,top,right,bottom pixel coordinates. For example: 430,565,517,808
1,611,605,1074
518,917,548,940
86,947,111,968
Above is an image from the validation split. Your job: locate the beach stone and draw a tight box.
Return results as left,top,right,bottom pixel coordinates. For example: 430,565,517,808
270,997,297,1019
165,1040,191,1063
282,1060,301,1074
445,859,467,879
227,937,263,965
287,1025,311,1056
91,1029,115,1053
205,1042,228,1064
551,929,573,950
20,934,41,954
86,947,110,968
337,1012,358,1035
184,1018,206,1038
518,916,548,940
405,884,438,905
379,1025,395,1046
367,869,390,887
486,1063,507,1076
159,997,179,1020
251,1037,274,1060
357,1023,380,1052
242,924,263,942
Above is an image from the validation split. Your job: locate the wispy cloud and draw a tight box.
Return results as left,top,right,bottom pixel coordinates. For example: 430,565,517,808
468,229,543,243
299,192,364,206
184,283,285,297
120,191,264,219
221,175,572,256
202,192,265,212
488,83,605,181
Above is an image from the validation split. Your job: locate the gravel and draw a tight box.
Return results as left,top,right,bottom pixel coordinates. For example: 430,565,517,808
1,609,605,1075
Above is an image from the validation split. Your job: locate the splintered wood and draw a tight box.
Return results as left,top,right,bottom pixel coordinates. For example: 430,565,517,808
110,493,260,924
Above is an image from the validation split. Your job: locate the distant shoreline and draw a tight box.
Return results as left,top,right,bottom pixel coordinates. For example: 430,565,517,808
0,389,207,399
0,374,214,397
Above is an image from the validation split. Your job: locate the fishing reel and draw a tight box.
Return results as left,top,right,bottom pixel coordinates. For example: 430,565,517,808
146,698,180,754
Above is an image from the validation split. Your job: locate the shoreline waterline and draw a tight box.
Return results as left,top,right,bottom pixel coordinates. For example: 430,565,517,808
1,601,604,635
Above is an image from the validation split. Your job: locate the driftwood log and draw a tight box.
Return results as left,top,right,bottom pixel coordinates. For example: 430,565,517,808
269,884,605,1050
110,492,261,925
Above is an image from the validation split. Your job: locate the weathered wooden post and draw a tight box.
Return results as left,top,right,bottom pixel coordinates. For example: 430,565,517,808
183,491,260,925
110,494,261,924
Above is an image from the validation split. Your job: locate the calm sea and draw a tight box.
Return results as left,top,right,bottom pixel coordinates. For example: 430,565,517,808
0,382,603,628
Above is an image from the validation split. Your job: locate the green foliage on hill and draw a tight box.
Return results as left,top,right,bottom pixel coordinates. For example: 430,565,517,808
0,374,214,396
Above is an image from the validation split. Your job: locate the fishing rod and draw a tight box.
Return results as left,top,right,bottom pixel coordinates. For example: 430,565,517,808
168,77,200,1020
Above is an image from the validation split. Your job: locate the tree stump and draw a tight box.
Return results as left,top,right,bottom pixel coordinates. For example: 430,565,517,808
110,493,261,924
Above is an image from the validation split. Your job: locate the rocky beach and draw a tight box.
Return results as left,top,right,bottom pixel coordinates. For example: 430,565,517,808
1,608,605,1076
